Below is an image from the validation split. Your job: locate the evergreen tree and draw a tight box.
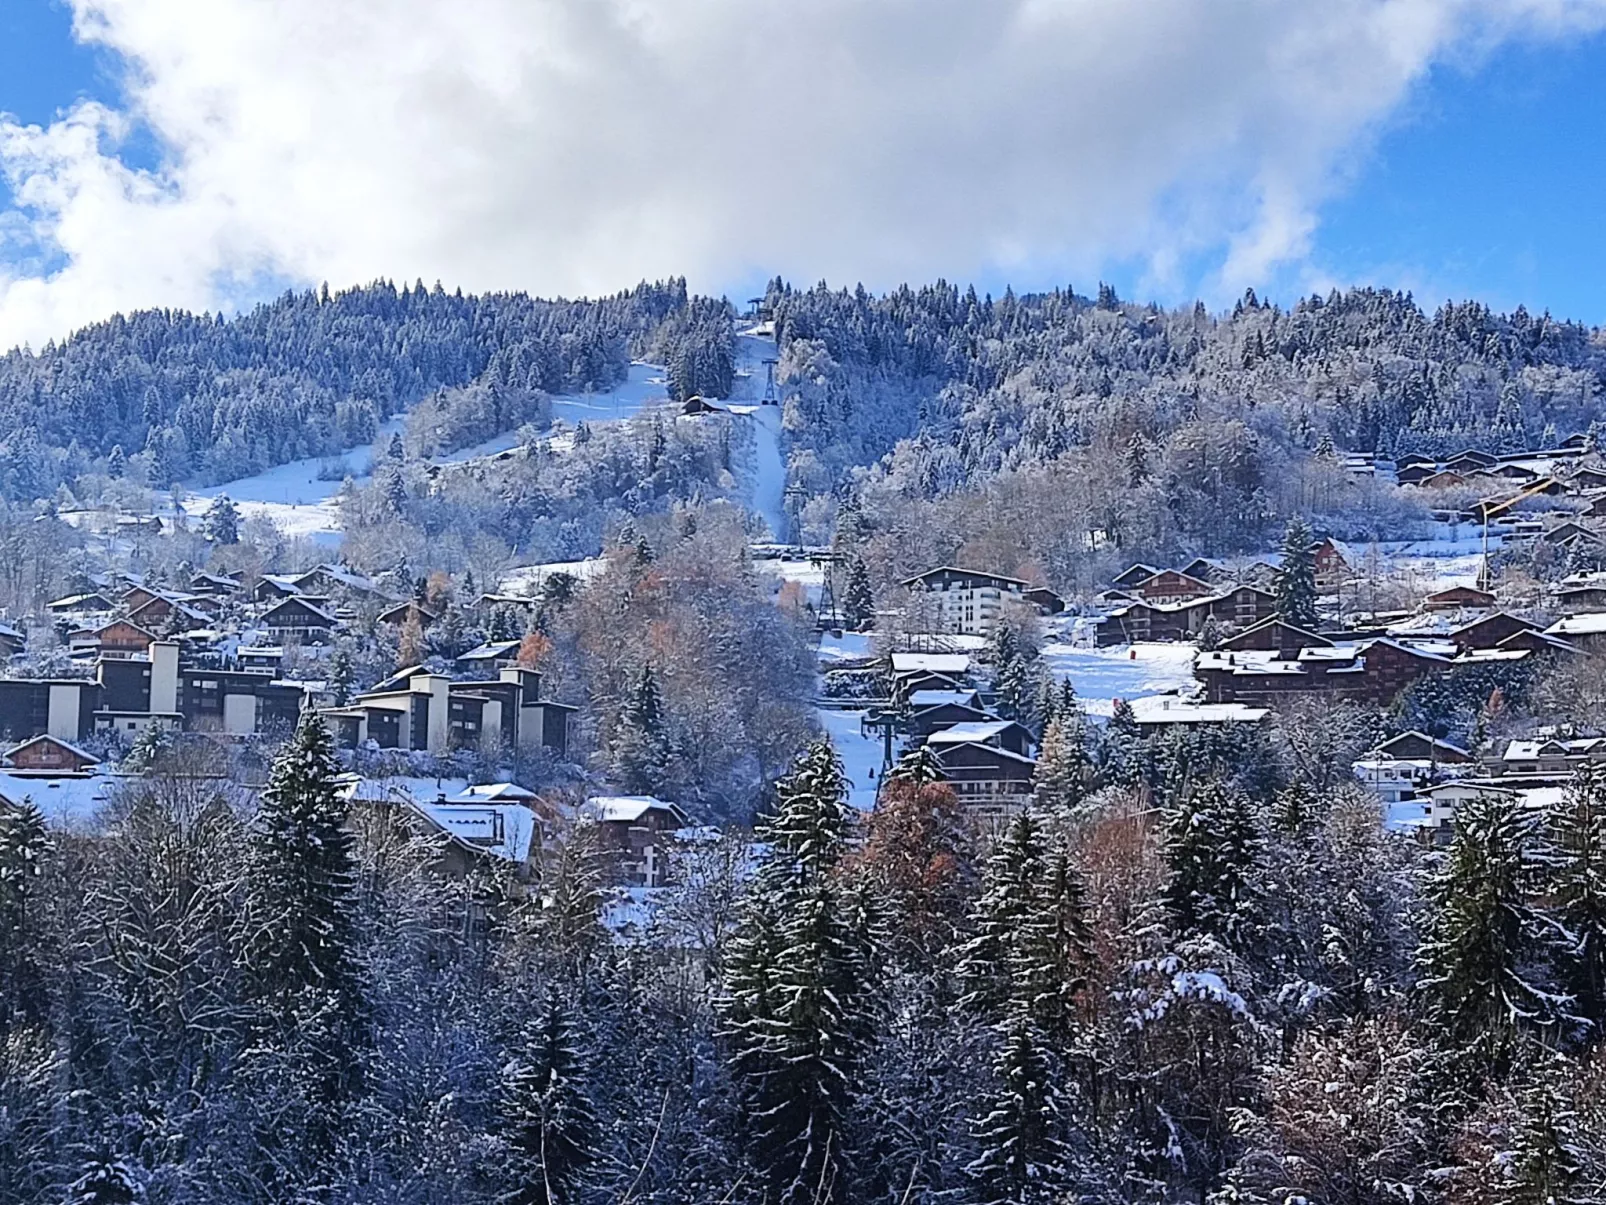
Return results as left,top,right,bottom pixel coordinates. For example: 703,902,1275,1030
327,647,355,708
957,811,1090,1203
202,494,240,545
386,431,405,462
0,801,50,1031
499,988,601,1205
105,444,125,480
1273,518,1319,629
614,664,673,794
64,1157,142,1204
237,712,358,1011
1161,781,1261,949
1124,434,1150,487
1032,712,1091,814
841,556,874,630
720,739,874,1205
1549,766,1606,1031
1101,697,1145,788
1416,791,1564,1085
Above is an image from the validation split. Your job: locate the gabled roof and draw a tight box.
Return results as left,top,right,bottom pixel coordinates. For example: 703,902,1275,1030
889,652,972,677
458,640,521,661
5,734,101,767
582,795,690,824
926,720,1030,745
1374,730,1472,761
900,565,1031,589
260,596,337,625
1132,568,1213,592
1219,616,1332,650
1111,563,1161,587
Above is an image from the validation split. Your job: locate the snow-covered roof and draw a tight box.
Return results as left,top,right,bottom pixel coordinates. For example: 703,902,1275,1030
448,782,540,803
890,653,972,676
458,640,521,661
412,800,537,863
1547,612,1606,637
926,721,1016,744
908,689,981,709
337,775,538,863
0,770,120,828
1127,697,1270,725
5,734,100,765
583,795,689,824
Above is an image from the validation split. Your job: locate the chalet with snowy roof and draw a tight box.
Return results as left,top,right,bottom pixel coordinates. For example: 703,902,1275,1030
291,564,389,601
127,594,209,633
1422,585,1496,611
1449,612,1540,653
5,734,100,775
930,740,1036,816
0,622,21,659
1095,584,1277,646
187,571,243,596
47,592,114,615
251,575,306,604
1543,520,1604,549
1111,563,1161,589
1445,449,1498,472
1419,469,1470,489
901,567,1029,636
324,665,574,758
378,600,439,629
1558,572,1606,613
1544,611,1606,653
1493,737,1606,779
1394,462,1439,486
1376,731,1474,764
1195,638,1458,706
1568,467,1606,492
92,620,160,658
1130,569,1214,606
1023,586,1064,615
905,689,993,739
582,795,691,887
343,777,542,879
260,597,338,641
925,720,1035,759
454,640,522,673
1219,617,1331,657
1310,538,1352,592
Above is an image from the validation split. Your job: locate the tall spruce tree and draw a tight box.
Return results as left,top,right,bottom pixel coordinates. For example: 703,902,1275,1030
957,811,1091,1203
1032,711,1091,814
237,711,358,1010
720,739,875,1204
0,801,50,1032
1416,791,1564,1085
1548,765,1606,1029
499,988,601,1205
614,664,673,794
841,556,874,630
1273,518,1319,629
1161,781,1262,949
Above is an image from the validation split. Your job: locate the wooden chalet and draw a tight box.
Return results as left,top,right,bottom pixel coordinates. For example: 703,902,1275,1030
260,597,338,640
1449,612,1538,653
1130,569,1214,605
378,600,439,629
1219,617,1332,657
1422,585,1496,611
5,734,101,774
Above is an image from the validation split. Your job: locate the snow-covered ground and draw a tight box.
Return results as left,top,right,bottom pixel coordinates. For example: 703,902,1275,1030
550,361,671,425
500,557,609,595
817,630,874,665
816,706,886,811
728,327,788,541
1039,639,1200,718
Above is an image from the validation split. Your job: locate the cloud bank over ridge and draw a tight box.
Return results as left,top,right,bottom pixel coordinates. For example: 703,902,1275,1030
0,0,1603,346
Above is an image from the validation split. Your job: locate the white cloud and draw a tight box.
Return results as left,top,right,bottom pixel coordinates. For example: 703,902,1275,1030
0,0,1601,346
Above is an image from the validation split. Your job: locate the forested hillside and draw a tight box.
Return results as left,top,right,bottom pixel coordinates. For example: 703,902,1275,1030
0,278,732,493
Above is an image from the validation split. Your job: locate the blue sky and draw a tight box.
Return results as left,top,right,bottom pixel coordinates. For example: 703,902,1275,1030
1,1,1605,338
